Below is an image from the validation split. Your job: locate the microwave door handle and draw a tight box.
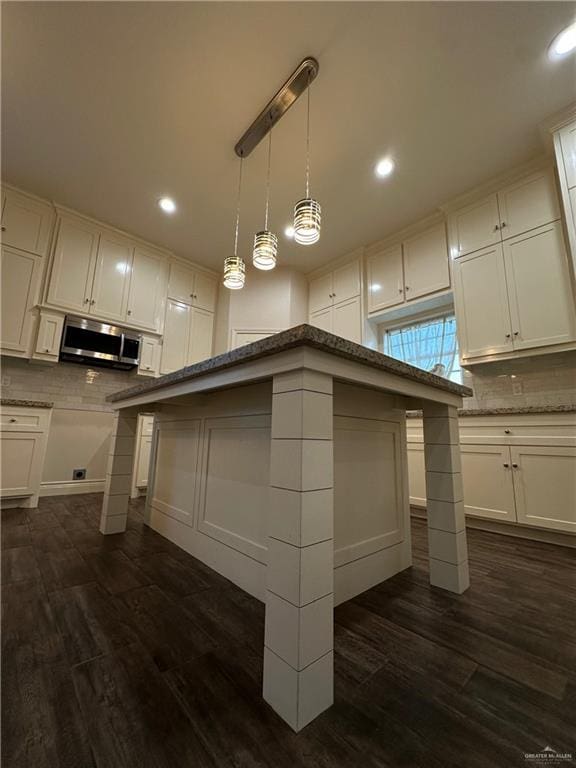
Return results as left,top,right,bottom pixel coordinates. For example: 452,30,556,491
119,332,125,361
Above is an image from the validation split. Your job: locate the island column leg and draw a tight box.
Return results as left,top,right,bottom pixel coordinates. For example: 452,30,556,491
265,370,334,732
422,402,470,594
99,407,139,535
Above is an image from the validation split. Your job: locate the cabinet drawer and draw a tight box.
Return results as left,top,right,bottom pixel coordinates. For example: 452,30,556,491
1,412,42,428
459,423,576,446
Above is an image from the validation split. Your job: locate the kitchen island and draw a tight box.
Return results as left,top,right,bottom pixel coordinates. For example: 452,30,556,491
102,325,471,731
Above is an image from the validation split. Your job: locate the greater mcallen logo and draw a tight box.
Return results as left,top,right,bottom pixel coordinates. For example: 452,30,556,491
524,746,573,764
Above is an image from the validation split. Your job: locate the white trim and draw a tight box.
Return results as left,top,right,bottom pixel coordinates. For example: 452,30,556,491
39,479,105,497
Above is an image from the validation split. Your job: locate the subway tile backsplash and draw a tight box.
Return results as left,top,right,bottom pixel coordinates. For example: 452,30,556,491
1,357,134,411
461,351,576,410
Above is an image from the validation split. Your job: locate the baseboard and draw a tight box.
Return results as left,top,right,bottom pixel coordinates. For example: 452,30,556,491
39,479,105,497
411,506,576,549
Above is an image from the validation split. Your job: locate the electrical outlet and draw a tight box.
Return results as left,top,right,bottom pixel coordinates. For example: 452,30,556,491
1,375,11,387
72,468,87,480
512,380,523,396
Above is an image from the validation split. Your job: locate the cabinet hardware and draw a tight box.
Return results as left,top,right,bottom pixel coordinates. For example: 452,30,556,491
504,429,511,434
398,288,403,293
190,293,193,298
512,463,518,469
146,365,151,370
405,286,410,291
90,299,95,305
505,333,511,338
1,226,5,232
514,331,519,336
9,418,17,423
493,224,500,232
503,463,509,468
501,221,507,228
127,310,132,315
84,298,89,304
44,348,50,353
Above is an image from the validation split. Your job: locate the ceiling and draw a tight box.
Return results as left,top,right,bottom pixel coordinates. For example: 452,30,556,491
2,2,576,274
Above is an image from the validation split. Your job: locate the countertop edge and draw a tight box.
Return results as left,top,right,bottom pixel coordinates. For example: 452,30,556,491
407,405,576,418
1,398,54,409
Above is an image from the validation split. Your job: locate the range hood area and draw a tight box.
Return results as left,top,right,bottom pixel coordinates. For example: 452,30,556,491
60,316,141,370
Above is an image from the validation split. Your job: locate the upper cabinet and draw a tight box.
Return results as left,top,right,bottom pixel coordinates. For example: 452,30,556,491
552,117,576,275
168,262,217,312
448,169,560,258
1,188,54,257
0,246,43,357
366,221,450,315
308,257,362,343
45,211,171,333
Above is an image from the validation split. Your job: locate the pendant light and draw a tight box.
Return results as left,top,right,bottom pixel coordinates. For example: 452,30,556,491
223,157,246,290
293,75,321,245
252,131,278,270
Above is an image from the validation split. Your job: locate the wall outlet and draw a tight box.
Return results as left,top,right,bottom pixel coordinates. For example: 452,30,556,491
72,468,87,480
512,380,523,396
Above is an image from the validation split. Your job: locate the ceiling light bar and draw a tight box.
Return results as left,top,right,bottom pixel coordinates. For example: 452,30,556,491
234,57,319,158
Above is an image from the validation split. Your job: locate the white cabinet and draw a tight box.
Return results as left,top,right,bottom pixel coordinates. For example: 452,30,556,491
130,414,154,498
0,246,43,356
367,245,404,313
160,299,190,374
452,244,513,360
310,296,362,343
1,188,54,256
309,260,361,313
453,222,575,362
511,446,576,534
46,215,99,313
90,230,132,321
309,306,333,334
460,445,516,522
168,262,217,312
138,335,161,377
403,223,450,301
0,406,52,507
187,308,214,365
553,118,576,275
32,310,64,362
503,222,576,351
366,222,450,315
448,168,560,258
127,248,168,332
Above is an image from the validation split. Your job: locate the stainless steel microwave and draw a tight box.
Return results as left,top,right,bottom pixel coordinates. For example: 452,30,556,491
60,316,141,370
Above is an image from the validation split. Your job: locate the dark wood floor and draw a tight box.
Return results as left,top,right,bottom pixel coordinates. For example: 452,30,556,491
2,494,575,768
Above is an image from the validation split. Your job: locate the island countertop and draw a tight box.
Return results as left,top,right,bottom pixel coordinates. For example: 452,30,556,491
108,324,472,404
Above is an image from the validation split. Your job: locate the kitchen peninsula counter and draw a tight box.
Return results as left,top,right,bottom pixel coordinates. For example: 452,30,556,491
102,324,472,731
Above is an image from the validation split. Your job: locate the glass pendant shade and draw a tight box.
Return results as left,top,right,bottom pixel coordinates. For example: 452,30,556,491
223,255,245,289
252,230,278,270
293,197,321,245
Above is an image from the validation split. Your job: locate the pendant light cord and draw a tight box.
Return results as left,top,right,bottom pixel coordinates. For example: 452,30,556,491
233,156,243,257
264,131,272,231
305,74,311,199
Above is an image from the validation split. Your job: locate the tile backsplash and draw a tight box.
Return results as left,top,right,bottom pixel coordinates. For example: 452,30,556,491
1,356,133,411
461,351,576,410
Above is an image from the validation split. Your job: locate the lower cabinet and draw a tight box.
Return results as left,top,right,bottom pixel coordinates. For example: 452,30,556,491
138,335,161,377
0,406,52,507
309,295,362,343
407,415,576,535
131,414,154,498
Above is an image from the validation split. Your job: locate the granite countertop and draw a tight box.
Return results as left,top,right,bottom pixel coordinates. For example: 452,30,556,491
108,324,473,403
407,404,576,418
1,398,54,409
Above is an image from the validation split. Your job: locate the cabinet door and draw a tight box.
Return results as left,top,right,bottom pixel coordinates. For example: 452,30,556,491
34,312,64,357
309,306,333,334
127,248,168,332
138,336,160,376
503,222,576,351
47,216,99,313
193,272,218,312
90,231,133,321
367,245,404,313
407,444,426,506
449,194,501,257
309,273,333,313
559,121,576,189
332,261,360,304
511,446,576,533
403,223,450,301
452,244,513,360
332,296,362,343
497,170,560,240
1,189,53,256
160,300,190,374
168,263,195,304
461,445,516,522
136,436,152,488
0,246,42,353
0,431,42,497
187,308,214,365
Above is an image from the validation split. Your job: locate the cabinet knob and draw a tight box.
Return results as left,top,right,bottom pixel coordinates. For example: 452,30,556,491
398,287,403,293
512,463,519,469
127,310,132,315
190,293,193,298
9,418,17,423
503,462,509,468
493,224,500,232
505,333,511,338
1,226,5,232
514,331,519,336
44,348,50,353
84,298,89,304
405,286,410,291
501,221,507,228
90,299,95,305
504,429,511,434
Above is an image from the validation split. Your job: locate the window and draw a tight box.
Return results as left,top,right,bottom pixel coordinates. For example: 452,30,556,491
383,314,462,383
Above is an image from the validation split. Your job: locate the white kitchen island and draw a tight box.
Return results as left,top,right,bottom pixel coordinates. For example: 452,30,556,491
101,325,472,731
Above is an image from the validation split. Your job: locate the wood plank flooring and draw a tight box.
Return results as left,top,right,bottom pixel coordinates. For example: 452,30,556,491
2,493,575,767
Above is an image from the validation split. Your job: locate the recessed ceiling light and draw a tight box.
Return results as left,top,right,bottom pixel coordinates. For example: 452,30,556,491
375,157,395,179
549,22,576,59
284,225,295,239
158,197,176,214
